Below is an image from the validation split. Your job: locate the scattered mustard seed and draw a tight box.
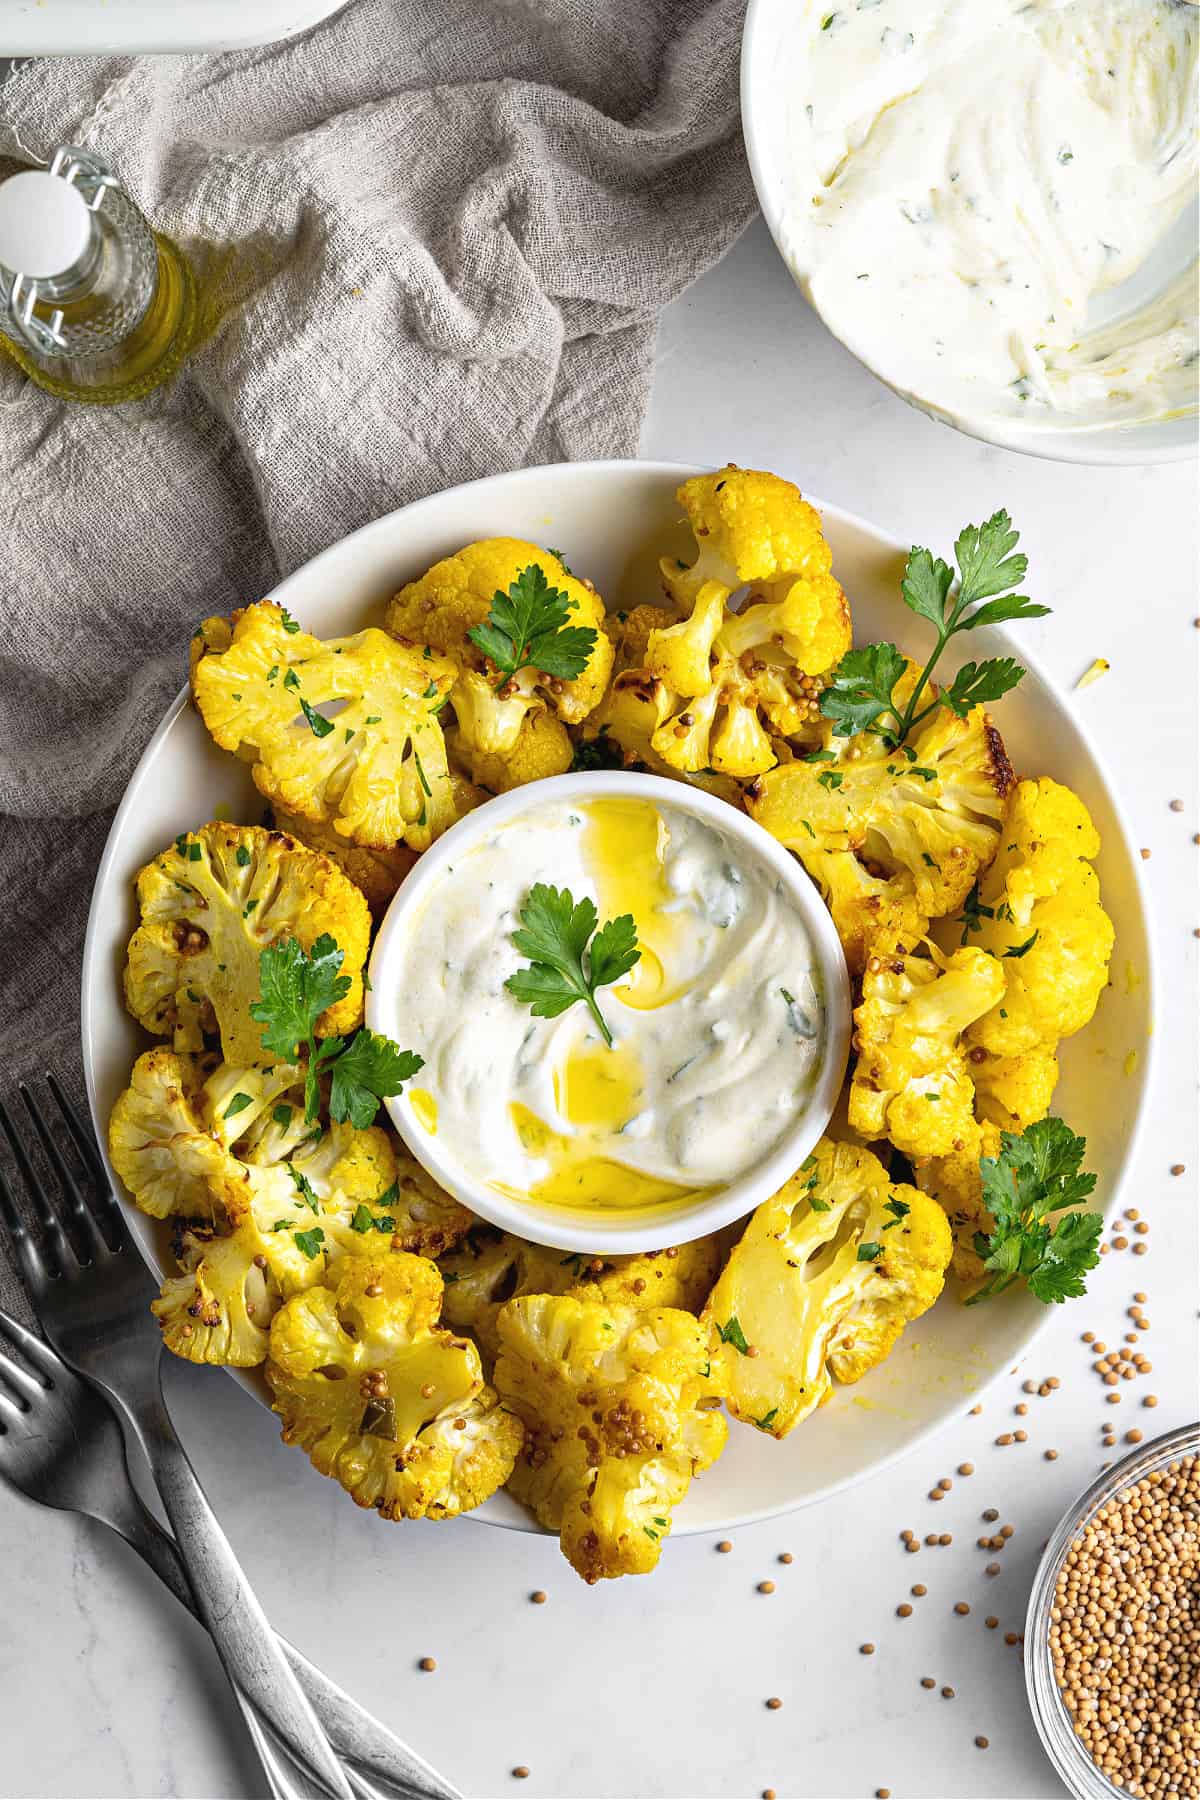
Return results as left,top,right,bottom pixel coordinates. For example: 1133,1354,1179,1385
941,1686,955,1700
418,1657,437,1672
921,1677,936,1689
958,1462,974,1476
1144,1394,1159,1408
530,1591,547,1605
766,1697,783,1710
1045,1449,1059,1461
954,1602,970,1616
758,1581,776,1595
975,1736,989,1750
512,1767,529,1781
779,1552,794,1565
912,1584,927,1597
716,1540,733,1553
860,1643,876,1656
897,1604,913,1618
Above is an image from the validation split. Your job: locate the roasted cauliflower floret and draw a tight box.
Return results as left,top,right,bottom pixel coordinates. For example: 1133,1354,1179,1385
385,540,613,752
703,1138,951,1436
633,470,849,778
447,708,572,794
747,700,1014,973
267,1256,522,1520
578,670,744,807
604,605,679,673
124,822,368,1065
849,948,1006,1157
969,1042,1060,1134
191,602,459,852
495,1294,727,1582
271,804,418,920
439,1229,721,1367
912,1119,1004,1285
108,1048,234,1221
326,1140,473,1261
965,779,1114,1057
661,466,834,610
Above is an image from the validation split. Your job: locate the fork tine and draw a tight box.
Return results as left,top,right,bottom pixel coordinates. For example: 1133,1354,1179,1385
18,1083,110,1262
0,1338,45,1407
43,1075,128,1244
0,1306,59,1385
0,1097,74,1273
0,1152,58,1290
0,1383,25,1430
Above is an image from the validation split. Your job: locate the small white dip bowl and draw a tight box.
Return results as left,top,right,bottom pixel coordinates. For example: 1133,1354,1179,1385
366,770,851,1254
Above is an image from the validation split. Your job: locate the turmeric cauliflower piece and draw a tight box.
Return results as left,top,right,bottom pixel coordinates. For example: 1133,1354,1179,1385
267,1255,522,1520
447,708,572,794
703,1138,951,1436
912,1119,1004,1285
124,822,368,1067
495,1293,727,1582
385,539,613,750
970,1042,1060,1134
439,1228,721,1367
578,670,745,807
965,778,1114,1057
849,947,1006,1157
192,602,459,852
635,468,849,777
107,1048,246,1222
603,605,678,673
747,700,1014,973
271,804,419,920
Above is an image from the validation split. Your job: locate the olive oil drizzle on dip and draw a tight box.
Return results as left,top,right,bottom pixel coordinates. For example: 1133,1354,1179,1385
391,796,826,1218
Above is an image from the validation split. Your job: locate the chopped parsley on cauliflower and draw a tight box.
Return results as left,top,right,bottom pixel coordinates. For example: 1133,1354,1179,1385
267,1255,522,1520
124,823,368,1066
704,1137,952,1436
191,602,460,852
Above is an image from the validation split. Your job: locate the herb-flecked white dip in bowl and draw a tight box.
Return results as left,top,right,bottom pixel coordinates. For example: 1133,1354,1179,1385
367,772,852,1253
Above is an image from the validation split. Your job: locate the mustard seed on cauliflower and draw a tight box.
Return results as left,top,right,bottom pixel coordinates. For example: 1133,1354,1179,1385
965,778,1114,1058
267,1256,522,1520
630,468,850,778
849,947,1006,1157
912,1119,1004,1285
386,540,613,762
747,694,1015,973
494,1294,727,1582
703,1138,952,1436
192,602,460,852
123,823,368,1066
578,670,745,807
439,1227,721,1367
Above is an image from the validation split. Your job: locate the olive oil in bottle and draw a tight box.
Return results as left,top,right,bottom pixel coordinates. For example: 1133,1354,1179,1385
0,145,197,404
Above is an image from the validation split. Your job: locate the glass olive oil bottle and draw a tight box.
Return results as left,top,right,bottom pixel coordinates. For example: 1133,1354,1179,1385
0,146,196,405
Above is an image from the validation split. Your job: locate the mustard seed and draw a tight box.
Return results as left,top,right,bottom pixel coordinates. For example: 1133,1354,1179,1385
1170,798,1185,812
1014,1430,1027,1443
1112,1235,1128,1251
766,1697,783,1710
716,1540,733,1553
938,1533,952,1546
996,1433,1014,1446
926,1533,938,1545
942,1686,955,1699
1145,1394,1159,1407
912,1584,927,1596
1170,1163,1185,1175
779,1552,794,1565
1133,1291,1147,1303
954,1602,970,1616
985,1616,998,1629
1133,1242,1148,1255
419,1657,436,1672
860,1643,876,1655
1082,1331,1095,1344
1006,1632,1019,1645
982,1508,999,1522
763,1791,777,1800
1045,1449,1059,1461
758,1581,776,1595
1134,1220,1149,1235
876,1790,890,1799
1022,1379,1037,1394
905,1541,920,1553
1126,1429,1143,1444
1015,1403,1028,1415
897,1604,913,1618
975,1736,989,1750
986,1563,1000,1576
1106,1393,1122,1405
1000,1525,1014,1539
512,1767,529,1781
921,1677,936,1689
958,1462,974,1476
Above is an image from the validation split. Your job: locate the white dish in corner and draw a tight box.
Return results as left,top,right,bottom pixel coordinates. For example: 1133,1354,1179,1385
1,0,346,55
82,459,1156,1535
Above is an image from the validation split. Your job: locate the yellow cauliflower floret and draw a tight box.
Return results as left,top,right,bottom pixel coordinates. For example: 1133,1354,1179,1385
108,1048,233,1222
970,1042,1060,1133
579,670,745,807
271,804,418,921
703,1138,951,1436
385,540,613,750
849,947,1006,1157
192,602,459,852
494,1294,727,1583
661,466,834,610
447,708,572,794
747,700,1014,973
267,1256,522,1520
123,823,368,1066
912,1119,1004,1285
439,1229,721,1368
965,779,1114,1057
718,569,852,703
604,605,679,673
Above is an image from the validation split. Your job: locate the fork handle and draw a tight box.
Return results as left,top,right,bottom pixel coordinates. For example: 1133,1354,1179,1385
124,1368,357,1800
119,1496,458,1799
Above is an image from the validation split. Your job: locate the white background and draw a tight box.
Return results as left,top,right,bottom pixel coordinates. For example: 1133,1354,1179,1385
1,219,1197,1800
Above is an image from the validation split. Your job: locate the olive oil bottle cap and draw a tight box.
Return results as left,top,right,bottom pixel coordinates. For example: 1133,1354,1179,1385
0,169,91,279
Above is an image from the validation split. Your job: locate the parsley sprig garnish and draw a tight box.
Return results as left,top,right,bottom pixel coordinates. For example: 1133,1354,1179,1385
505,884,640,1050
250,934,423,1128
467,564,597,692
821,511,1049,748
967,1118,1101,1306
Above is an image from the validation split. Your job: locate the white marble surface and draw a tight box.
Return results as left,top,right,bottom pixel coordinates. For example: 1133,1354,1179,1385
1,218,1197,1800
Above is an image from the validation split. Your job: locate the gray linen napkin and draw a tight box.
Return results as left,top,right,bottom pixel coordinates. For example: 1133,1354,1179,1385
0,0,756,1314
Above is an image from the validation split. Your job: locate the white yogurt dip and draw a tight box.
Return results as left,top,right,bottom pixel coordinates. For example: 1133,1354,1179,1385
389,794,827,1217
778,0,1198,432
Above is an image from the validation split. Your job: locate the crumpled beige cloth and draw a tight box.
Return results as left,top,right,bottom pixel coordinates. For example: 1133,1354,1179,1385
0,0,756,1313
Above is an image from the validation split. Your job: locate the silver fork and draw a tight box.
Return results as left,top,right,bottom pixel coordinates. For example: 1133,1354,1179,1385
0,1076,457,1800
0,1306,456,1800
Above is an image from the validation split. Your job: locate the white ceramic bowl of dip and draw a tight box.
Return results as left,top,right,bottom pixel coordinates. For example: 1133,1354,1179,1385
741,0,1199,466
366,770,852,1254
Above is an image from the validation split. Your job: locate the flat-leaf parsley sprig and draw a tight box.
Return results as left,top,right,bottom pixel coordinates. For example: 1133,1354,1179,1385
820,510,1050,749
967,1117,1101,1306
467,563,598,692
250,934,423,1128
505,884,640,1050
